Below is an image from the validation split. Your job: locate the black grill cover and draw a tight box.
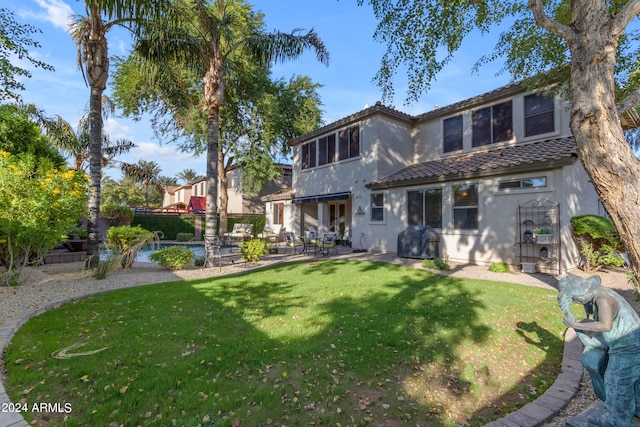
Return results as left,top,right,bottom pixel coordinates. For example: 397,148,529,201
397,226,440,259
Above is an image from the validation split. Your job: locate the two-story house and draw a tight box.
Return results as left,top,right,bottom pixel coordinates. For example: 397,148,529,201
162,164,293,220
288,82,636,273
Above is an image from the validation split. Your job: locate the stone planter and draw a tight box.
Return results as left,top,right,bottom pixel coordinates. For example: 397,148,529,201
521,262,536,273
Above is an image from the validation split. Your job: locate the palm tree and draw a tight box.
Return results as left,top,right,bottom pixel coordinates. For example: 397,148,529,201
122,160,162,210
176,168,199,184
134,0,328,241
25,100,134,171
69,0,167,264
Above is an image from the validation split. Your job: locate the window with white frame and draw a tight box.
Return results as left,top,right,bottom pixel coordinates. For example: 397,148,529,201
407,188,442,228
453,184,478,229
370,193,384,222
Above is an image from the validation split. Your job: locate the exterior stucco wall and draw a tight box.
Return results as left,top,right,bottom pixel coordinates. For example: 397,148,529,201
413,92,571,163
291,114,412,236
367,163,601,273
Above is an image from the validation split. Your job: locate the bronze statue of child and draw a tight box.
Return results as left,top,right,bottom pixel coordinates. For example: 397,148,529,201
558,274,640,427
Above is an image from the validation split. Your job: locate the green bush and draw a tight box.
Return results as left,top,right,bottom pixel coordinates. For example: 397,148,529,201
570,215,625,271
106,225,159,269
149,245,193,270
133,215,196,241
239,239,267,263
175,232,194,242
488,262,510,273
0,152,88,285
102,204,134,226
421,257,450,271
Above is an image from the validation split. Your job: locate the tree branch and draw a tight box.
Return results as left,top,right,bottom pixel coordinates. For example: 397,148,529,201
528,0,574,42
617,87,640,116
614,0,640,31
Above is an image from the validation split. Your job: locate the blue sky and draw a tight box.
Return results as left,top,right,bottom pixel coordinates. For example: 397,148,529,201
9,0,511,181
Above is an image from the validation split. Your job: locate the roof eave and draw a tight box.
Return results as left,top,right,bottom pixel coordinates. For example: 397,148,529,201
366,157,577,190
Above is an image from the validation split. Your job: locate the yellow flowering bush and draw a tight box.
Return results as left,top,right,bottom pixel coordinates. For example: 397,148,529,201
0,151,89,285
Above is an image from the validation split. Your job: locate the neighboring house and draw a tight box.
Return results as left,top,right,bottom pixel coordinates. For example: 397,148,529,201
287,81,638,273
161,184,192,212
262,188,295,235
161,165,292,221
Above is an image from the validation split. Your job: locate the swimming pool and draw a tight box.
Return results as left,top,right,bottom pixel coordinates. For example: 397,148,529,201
101,243,207,263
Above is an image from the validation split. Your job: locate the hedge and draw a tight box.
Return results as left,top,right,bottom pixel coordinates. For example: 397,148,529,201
132,215,196,241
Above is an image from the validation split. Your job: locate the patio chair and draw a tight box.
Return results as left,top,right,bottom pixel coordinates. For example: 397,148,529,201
203,235,222,270
318,232,338,256
284,232,304,256
258,224,282,242
223,223,253,245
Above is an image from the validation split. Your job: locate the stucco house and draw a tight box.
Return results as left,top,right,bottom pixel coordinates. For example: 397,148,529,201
162,165,293,220
287,81,637,273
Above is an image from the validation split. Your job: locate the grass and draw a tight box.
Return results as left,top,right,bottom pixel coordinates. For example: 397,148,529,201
4,260,565,426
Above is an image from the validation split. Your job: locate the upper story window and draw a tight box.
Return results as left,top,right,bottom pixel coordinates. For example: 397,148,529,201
300,125,360,170
301,140,316,170
339,125,360,160
318,134,336,166
443,115,463,153
472,101,513,147
524,93,555,137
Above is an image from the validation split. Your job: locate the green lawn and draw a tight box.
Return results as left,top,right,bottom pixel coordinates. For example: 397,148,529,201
4,260,565,426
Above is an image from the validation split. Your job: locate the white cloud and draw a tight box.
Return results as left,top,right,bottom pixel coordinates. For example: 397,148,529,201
19,0,74,31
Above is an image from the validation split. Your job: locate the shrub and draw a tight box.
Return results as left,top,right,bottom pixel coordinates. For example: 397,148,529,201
422,257,450,271
239,239,267,263
106,225,159,269
102,204,134,226
488,262,510,273
0,151,88,285
133,215,196,241
149,245,193,270
570,215,625,271
175,232,194,242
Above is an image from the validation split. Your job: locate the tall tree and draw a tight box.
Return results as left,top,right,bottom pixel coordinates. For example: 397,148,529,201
0,104,66,167
177,168,200,184
121,160,162,210
0,8,54,101
359,0,640,282
24,100,134,171
129,0,328,241
69,0,166,265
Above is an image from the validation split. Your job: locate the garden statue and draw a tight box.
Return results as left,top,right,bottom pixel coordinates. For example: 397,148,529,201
558,274,640,427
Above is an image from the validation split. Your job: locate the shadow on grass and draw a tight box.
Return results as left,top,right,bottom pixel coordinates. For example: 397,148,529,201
4,259,563,427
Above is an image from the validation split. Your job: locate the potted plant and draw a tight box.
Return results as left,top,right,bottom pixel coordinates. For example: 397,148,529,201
534,227,554,244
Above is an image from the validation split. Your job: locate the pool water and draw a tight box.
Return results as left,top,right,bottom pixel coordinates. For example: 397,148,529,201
101,243,207,263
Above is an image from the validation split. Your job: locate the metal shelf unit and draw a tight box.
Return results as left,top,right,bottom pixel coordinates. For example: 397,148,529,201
516,200,561,275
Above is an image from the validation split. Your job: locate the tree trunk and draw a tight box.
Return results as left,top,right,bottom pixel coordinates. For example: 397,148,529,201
218,154,229,234
567,3,640,282
204,106,220,239
84,9,108,267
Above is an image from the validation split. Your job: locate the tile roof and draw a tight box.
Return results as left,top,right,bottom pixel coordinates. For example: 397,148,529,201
288,102,413,146
367,137,578,190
